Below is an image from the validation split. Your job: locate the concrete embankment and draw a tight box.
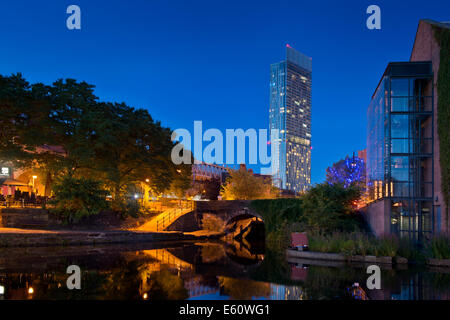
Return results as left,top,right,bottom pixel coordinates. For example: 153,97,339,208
0,228,222,247
287,249,450,268
286,249,393,264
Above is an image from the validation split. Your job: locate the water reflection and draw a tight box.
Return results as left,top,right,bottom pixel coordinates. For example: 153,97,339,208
0,242,449,300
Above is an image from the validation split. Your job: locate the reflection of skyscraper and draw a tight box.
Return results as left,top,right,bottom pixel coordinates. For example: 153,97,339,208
270,284,306,300
269,45,312,192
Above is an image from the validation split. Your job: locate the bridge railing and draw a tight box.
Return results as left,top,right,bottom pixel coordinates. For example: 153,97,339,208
156,200,195,231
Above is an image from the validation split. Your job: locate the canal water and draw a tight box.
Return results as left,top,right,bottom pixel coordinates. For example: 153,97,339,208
0,241,449,300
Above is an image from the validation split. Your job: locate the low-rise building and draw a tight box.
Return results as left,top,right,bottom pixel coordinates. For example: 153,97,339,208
365,20,449,240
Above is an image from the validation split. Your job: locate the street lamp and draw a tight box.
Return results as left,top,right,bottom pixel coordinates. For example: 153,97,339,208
31,175,38,194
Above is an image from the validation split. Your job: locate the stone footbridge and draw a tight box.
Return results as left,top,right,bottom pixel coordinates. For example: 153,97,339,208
166,200,263,233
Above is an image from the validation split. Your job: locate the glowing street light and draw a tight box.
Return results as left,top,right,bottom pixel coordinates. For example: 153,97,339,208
28,287,34,294
32,175,37,191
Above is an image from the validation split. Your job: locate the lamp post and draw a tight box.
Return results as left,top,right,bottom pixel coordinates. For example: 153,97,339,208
32,175,37,193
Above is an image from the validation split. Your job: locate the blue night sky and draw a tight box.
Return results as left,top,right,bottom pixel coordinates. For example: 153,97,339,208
0,0,448,184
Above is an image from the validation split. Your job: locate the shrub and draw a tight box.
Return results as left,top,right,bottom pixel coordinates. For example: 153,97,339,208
427,235,450,259
50,176,109,223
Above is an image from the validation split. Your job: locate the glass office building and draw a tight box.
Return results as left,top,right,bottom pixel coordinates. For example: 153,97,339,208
367,61,434,240
269,46,312,193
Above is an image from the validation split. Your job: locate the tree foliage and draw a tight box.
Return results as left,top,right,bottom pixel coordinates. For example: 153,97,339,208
220,166,278,200
301,183,363,233
0,74,191,215
50,176,109,223
325,155,365,189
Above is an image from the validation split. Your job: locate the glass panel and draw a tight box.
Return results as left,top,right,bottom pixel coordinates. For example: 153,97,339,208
421,202,432,233
419,138,433,154
391,115,409,138
391,139,409,153
393,182,409,196
391,78,409,96
422,182,433,198
421,97,433,112
391,97,409,111
400,214,410,231
391,156,409,181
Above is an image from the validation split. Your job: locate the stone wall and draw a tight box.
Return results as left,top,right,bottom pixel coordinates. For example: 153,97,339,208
0,208,49,229
0,230,214,247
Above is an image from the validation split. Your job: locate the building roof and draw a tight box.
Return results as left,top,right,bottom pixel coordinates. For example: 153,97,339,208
370,61,433,100
0,178,29,187
420,19,450,30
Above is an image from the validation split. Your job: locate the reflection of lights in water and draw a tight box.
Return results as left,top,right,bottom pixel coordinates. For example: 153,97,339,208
0,285,4,295
28,287,34,294
142,293,148,300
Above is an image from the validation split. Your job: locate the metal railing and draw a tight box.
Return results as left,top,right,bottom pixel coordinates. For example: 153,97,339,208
0,200,48,208
156,200,195,231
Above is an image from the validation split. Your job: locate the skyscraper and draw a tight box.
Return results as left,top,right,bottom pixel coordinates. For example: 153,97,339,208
269,45,312,193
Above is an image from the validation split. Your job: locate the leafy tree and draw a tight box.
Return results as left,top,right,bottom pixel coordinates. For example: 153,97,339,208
301,183,363,233
326,155,365,189
50,176,109,223
0,74,192,214
220,166,278,200
86,102,191,207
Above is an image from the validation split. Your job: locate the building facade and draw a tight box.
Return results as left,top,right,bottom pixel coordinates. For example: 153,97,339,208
366,61,434,240
192,162,229,183
269,45,312,193
365,19,449,239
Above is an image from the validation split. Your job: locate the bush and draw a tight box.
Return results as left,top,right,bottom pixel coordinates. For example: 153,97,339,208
308,232,399,257
427,235,450,259
50,176,109,223
301,183,363,233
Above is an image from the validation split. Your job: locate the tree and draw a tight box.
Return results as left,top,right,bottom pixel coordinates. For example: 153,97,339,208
220,166,278,200
326,155,365,189
301,183,362,233
0,74,191,214
86,102,191,207
50,176,109,223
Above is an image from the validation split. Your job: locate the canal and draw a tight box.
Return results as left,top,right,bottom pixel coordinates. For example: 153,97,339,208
0,241,449,300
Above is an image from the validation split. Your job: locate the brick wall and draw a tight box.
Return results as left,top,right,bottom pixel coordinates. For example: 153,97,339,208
410,20,448,234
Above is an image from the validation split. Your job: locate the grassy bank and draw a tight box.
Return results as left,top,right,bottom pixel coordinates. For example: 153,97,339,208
309,232,450,261
251,197,450,262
